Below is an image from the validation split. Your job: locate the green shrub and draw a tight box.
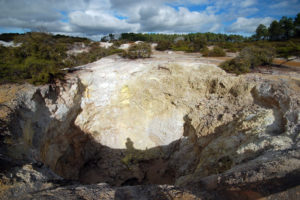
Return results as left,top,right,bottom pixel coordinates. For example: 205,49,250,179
155,40,172,51
202,46,226,57
191,37,207,52
0,32,123,85
122,43,152,59
227,47,238,53
220,58,251,75
171,40,192,52
112,40,122,48
239,46,275,67
276,41,300,59
220,46,275,74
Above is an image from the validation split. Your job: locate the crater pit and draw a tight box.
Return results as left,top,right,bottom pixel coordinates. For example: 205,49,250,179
1,54,299,198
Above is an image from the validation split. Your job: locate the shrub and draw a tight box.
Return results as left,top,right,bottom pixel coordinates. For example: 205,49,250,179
220,58,251,75
202,46,226,57
171,40,192,52
276,41,300,59
220,46,275,74
239,46,275,67
227,47,238,53
122,43,152,59
191,37,207,52
0,32,123,85
155,40,172,51
112,40,122,48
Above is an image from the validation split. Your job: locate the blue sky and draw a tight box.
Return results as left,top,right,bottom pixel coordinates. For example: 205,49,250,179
0,0,299,39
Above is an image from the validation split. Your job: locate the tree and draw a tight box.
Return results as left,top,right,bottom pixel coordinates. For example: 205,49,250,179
268,20,283,40
279,16,294,39
255,24,268,40
294,13,300,37
109,33,114,41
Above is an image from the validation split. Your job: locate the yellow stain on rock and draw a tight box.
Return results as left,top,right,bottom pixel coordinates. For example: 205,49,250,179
85,88,91,99
120,85,131,105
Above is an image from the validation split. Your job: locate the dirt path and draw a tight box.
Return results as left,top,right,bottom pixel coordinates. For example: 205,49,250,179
273,58,300,68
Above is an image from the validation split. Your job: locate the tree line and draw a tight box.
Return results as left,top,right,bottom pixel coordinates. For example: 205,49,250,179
254,13,300,41
103,13,300,43
104,32,246,43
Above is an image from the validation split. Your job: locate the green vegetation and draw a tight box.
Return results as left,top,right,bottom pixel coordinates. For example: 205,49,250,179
171,40,192,52
253,13,300,41
0,33,21,42
120,32,245,43
155,40,172,51
1,12,299,85
122,43,152,59
276,41,300,59
66,42,124,66
0,32,122,85
220,46,275,74
0,32,68,84
202,46,226,57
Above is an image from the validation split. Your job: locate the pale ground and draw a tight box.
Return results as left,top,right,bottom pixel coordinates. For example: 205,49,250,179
72,48,300,150
99,42,113,48
0,40,21,47
74,50,221,149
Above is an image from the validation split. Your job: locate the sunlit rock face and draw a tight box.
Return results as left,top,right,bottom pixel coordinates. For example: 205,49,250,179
75,58,227,150
0,52,299,199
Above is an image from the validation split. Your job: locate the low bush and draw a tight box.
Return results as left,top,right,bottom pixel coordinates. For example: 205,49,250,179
202,46,226,57
122,43,152,59
276,41,300,59
239,46,275,67
190,38,207,52
171,40,192,52
220,46,275,74
227,47,238,53
220,58,251,75
155,40,172,51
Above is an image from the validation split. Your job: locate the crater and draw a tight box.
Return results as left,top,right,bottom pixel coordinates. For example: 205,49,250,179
1,61,299,198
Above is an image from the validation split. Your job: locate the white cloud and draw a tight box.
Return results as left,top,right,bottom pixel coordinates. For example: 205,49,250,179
0,0,297,38
133,6,221,32
270,0,291,8
69,10,140,34
226,17,274,33
241,0,257,8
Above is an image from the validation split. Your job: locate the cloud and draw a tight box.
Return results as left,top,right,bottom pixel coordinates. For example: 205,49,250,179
226,17,274,33
240,0,257,8
69,10,139,34
0,0,298,38
128,5,220,32
268,0,300,16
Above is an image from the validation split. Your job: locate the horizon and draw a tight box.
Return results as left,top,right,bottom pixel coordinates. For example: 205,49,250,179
0,0,299,40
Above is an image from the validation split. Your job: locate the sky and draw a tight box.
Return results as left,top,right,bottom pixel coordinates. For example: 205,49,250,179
0,0,299,40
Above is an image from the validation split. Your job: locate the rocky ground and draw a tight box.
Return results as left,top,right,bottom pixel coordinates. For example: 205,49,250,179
0,50,299,199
